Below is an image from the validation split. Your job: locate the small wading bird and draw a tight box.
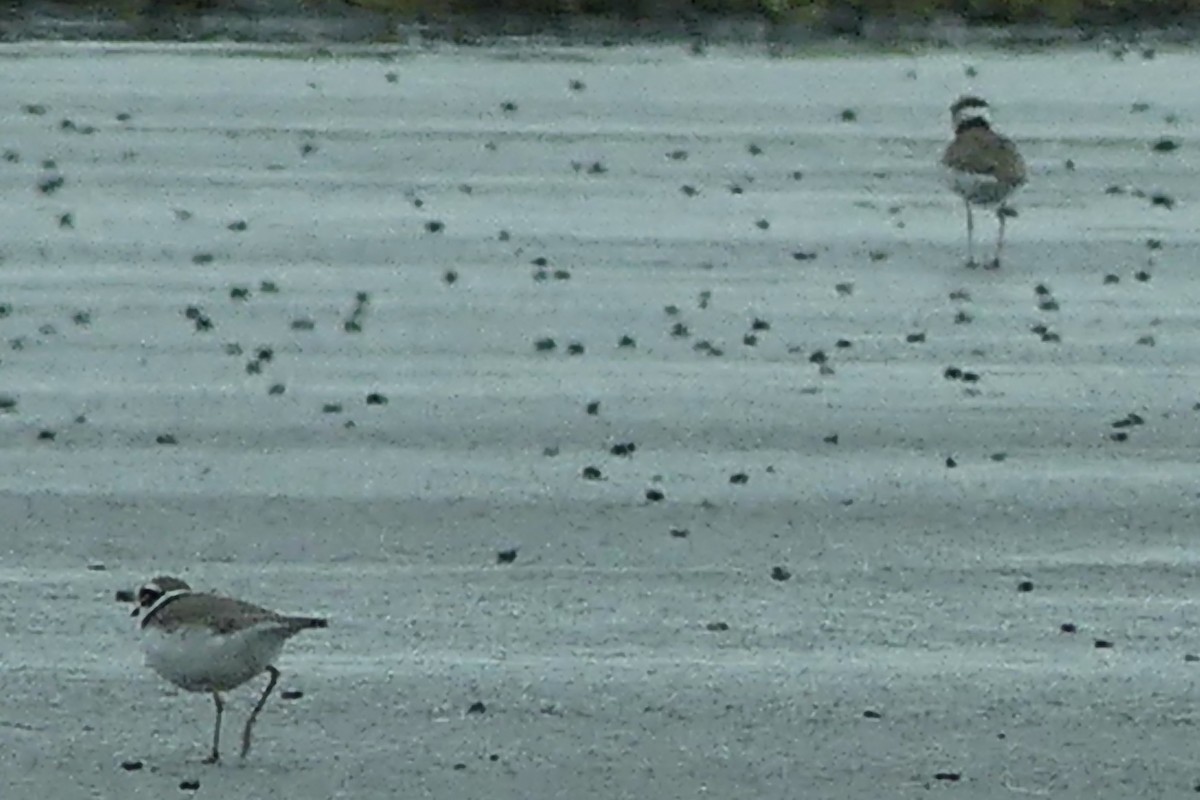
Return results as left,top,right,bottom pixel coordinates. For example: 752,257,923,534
942,95,1027,268
117,576,327,763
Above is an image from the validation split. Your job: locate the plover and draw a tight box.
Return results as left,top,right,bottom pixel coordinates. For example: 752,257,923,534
118,576,327,763
942,95,1027,268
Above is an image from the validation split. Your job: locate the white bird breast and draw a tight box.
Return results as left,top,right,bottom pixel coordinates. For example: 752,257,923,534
946,168,1012,207
141,622,289,693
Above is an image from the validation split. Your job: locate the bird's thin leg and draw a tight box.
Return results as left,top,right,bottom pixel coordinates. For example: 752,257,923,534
241,665,280,760
203,692,223,764
990,207,1007,269
964,199,976,267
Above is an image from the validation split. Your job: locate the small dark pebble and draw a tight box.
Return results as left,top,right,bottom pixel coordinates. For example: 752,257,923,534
453,763,467,771
586,401,600,416
669,528,689,538
834,282,853,296
1103,274,1120,284
863,710,883,719
37,174,64,194
1061,623,1077,634
944,367,963,380
645,489,665,502
229,287,250,301
681,185,699,196
905,332,925,343
617,335,636,348
496,549,518,564
280,690,304,700
945,457,957,468
566,342,585,355
755,219,770,230
1017,580,1034,592
751,318,770,331
1110,432,1129,442
155,434,177,445
534,338,556,352
228,220,247,231
467,701,487,714
792,250,817,261
120,760,144,772
86,563,106,571
582,466,603,480
989,453,1007,462
366,392,388,406
444,270,458,285
291,318,315,331
835,339,852,348
1151,192,1175,209
705,621,730,631
934,773,961,782
268,383,285,396
425,220,444,233
823,434,839,444
500,101,517,113
260,280,279,293
840,108,857,122
569,79,585,91
670,322,689,337
1185,653,1199,662
809,350,827,364
37,429,55,441
770,566,791,582
1135,270,1151,282
729,472,749,485
58,212,73,228
960,371,980,383
743,334,758,346
609,442,636,456
321,403,343,414
0,395,18,412
748,143,763,155
1095,639,1114,649
1151,138,1179,153
192,253,214,265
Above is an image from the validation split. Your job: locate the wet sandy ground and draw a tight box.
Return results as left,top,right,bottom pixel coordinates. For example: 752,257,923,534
2,42,1200,798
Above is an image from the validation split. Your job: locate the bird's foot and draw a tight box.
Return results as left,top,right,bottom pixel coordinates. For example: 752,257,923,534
984,258,1001,270
965,258,979,269
202,752,220,765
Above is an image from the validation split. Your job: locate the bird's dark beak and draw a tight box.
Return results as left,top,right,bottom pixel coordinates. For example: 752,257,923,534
115,588,135,603
130,607,140,617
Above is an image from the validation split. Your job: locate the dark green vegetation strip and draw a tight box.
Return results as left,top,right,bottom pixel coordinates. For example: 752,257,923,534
18,0,1200,27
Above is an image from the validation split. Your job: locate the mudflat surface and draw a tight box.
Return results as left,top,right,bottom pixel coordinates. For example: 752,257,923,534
1,42,1199,798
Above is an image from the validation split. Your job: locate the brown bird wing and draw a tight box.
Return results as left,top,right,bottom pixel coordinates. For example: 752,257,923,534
942,128,1026,186
142,592,285,634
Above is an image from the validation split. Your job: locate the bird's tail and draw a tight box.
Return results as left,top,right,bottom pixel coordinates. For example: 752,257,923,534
284,616,328,632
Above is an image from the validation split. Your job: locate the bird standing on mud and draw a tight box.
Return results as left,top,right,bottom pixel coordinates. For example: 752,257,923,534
942,95,1027,268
